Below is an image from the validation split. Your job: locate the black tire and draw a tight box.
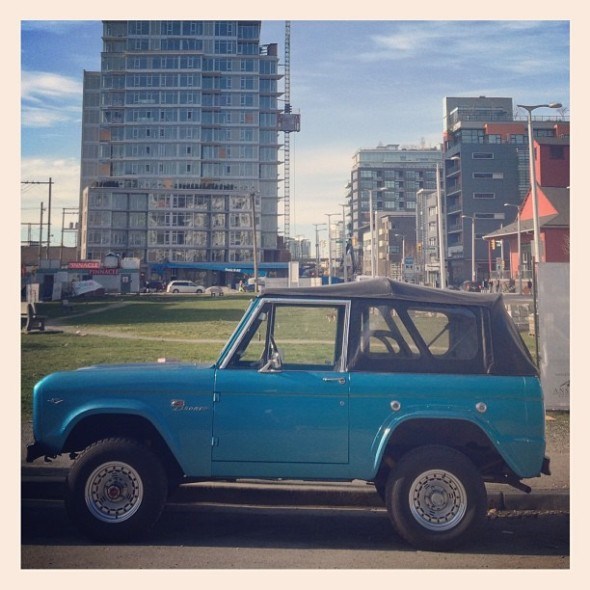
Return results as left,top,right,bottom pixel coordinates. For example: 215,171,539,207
385,445,486,551
373,475,387,503
65,437,168,542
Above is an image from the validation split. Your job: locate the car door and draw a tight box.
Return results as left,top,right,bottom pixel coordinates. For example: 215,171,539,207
212,299,350,475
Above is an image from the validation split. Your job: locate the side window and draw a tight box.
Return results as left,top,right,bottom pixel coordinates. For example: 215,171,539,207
227,302,346,371
408,307,478,360
350,301,482,373
362,305,419,359
273,304,343,370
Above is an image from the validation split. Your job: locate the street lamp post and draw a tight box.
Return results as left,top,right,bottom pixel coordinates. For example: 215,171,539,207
340,203,348,282
517,102,562,265
462,215,476,282
369,187,386,277
394,233,406,281
325,213,337,285
504,203,522,294
517,102,561,367
250,191,259,293
436,162,447,289
313,223,326,280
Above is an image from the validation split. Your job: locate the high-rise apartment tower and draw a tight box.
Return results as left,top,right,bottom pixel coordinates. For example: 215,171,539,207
79,21,282,275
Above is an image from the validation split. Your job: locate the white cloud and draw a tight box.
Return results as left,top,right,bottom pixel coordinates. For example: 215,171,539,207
22,106,73,128
21,71,82,129
21,21,88,34
21,71,81,103
356,21,568,80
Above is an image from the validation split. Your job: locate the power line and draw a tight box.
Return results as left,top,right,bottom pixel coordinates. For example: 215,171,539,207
21,178,53,258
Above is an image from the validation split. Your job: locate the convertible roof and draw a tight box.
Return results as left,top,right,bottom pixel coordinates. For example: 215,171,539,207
261,278,537,376
262,278,500,307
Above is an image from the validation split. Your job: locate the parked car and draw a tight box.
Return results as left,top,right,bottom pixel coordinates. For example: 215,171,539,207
206,286,224,296
26,278,547,551
166,280,205,294
143,280,165,293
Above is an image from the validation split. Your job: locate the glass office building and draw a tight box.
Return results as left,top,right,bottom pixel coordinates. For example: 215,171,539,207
346,144,442,274
79,21,281,270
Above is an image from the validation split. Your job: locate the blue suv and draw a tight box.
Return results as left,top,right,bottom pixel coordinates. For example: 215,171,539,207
27,278,548,551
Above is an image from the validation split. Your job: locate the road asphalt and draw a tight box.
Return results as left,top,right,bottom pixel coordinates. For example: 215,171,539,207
21,417,569,512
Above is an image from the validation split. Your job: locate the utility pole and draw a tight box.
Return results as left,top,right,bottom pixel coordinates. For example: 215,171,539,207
38,202,45,261
60,207,79,267
22,178,53,259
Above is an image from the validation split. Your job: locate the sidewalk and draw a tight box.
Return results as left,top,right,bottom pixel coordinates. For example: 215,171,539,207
21,416,569,512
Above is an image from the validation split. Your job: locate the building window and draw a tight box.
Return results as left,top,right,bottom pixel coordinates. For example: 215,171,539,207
472,152,494,159
473,193,496,200
473,172,503,179
550,146,565,159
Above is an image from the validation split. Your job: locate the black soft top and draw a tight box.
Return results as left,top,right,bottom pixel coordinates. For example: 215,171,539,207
263,277,499,305
261,278,537,376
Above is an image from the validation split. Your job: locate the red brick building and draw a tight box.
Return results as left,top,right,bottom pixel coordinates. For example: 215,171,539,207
485,137,569,283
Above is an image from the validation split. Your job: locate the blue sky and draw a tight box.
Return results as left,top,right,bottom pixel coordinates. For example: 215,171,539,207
20,19,571,246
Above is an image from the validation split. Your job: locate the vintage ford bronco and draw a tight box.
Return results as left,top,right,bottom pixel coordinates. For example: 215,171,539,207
27,279,549,551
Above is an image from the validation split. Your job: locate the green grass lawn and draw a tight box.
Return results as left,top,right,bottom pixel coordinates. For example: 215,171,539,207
46,294,251,339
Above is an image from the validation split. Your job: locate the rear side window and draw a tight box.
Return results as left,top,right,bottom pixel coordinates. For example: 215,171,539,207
349,301,483,374
408,307,478,360
361,305,420,359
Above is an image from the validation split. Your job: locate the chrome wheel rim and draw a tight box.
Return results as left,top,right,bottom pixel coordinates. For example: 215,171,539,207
85,461,143,523
409,469,467,531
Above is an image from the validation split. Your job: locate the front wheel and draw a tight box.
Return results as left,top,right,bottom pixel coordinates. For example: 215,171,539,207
385,445,486,551
65,438,168,542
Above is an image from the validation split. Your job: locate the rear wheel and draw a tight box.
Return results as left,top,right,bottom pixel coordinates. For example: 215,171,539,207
65,438,168,542
385,445,486,551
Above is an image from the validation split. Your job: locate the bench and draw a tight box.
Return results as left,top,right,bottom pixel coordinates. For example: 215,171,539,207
21,302,47,332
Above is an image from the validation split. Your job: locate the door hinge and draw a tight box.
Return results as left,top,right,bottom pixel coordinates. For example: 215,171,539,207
211,437,219,447
213,392,220,403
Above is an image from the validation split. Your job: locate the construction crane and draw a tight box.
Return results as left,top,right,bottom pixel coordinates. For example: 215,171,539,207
278,21,300,241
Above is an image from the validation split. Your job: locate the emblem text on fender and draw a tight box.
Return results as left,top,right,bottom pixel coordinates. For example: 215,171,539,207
171,400,209,412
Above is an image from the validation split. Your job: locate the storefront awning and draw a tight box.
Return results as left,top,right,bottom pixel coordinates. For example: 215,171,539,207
149,261,289,276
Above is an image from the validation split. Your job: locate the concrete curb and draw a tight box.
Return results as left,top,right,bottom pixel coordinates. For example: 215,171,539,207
21,468,570,512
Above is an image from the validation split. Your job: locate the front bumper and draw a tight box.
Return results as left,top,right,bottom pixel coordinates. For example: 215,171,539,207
26,441,52,463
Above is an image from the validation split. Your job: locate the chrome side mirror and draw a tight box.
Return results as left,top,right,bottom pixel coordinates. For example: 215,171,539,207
259,350,282,373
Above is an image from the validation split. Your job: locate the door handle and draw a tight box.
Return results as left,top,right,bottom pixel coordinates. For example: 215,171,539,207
322,377,347,384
